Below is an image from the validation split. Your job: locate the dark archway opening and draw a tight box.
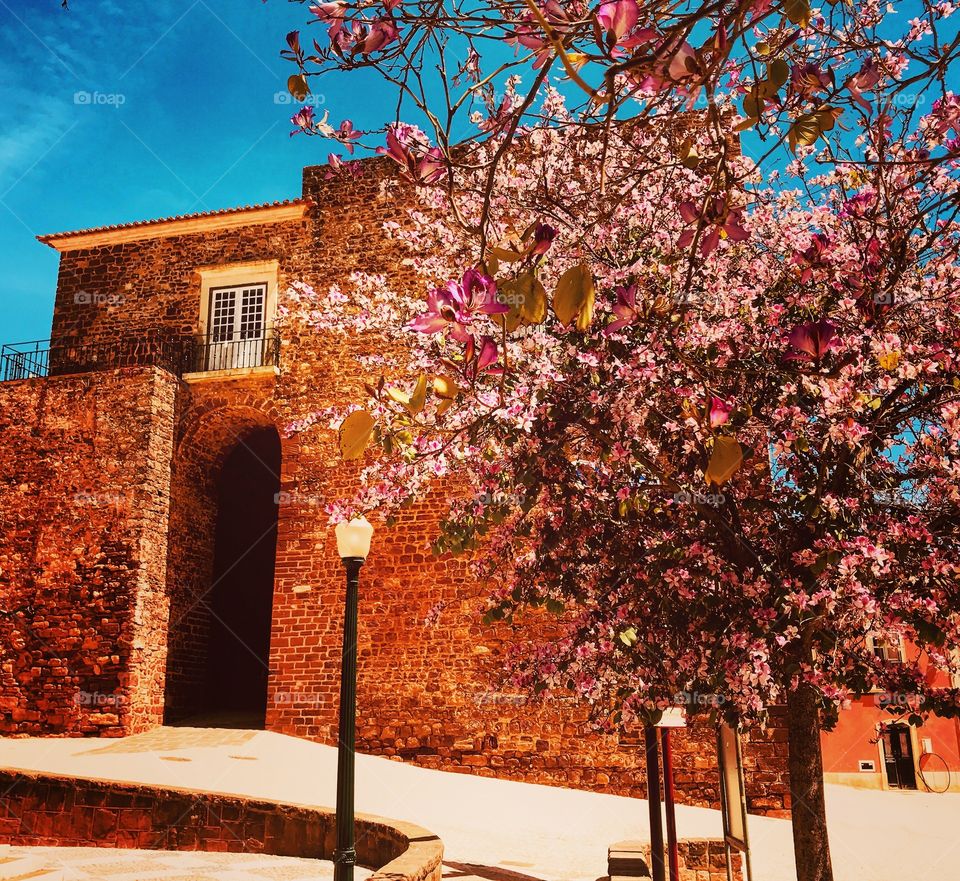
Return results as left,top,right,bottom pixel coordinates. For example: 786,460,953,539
196,426,280,728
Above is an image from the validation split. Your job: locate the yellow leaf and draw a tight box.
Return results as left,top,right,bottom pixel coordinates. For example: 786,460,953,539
576,280,595,332
434,375,459,415
408,373,428,413
433,374,459,399
705,436,743,486
388,374,429,415
288,74,309,100
503,272,547,325
490,246,526,263
784,0,812,27
788,112,822,152
619,627,638,647
877,351,901,371
678,137,701,169
553,263,595,328
815,105,842,133
766,58,789,92
743,86,764,121
339,410,375,461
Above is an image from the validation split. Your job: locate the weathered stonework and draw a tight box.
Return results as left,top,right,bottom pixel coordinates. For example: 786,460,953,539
0,159,790,817
0,368,177,736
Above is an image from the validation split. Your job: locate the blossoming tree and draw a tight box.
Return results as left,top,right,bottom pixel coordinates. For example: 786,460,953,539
280,2,960,880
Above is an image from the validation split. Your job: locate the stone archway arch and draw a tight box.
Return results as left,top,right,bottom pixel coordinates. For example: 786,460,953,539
162,397,286,725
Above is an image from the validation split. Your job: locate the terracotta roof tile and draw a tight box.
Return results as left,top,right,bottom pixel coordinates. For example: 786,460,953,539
37,199,308,244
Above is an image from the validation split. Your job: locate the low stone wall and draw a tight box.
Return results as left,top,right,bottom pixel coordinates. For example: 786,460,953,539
677,838,742,881
0,770,442,881
610,838,742,881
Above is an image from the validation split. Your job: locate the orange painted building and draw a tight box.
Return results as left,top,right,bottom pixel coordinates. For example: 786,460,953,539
821,637,960,793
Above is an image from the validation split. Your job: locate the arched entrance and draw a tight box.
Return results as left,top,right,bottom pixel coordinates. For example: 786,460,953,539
202,426,280,725
163,413,281,729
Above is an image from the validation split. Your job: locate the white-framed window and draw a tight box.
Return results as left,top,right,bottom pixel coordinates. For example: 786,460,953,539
195,261,279,373
869,634,906,664
206,283,268,369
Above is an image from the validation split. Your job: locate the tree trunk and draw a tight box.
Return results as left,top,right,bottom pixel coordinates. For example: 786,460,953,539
786,682,835,881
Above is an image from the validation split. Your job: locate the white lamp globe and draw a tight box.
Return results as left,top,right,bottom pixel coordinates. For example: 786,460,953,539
335,516,374,560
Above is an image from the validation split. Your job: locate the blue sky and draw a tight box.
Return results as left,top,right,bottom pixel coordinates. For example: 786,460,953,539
0,0,388,342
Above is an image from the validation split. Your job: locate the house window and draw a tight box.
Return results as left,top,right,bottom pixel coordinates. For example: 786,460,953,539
206,283,269,370
871,635,905,664
195,261,279,374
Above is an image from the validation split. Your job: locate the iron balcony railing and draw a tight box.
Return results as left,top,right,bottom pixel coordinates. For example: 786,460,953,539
0,331,280,382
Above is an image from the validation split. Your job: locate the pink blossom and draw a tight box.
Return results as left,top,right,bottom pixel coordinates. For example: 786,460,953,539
337,119,362,153
603,284,637,335
785,319,839,362
677,197,749,255
290,105,315,135
532,222,557,255
410,268,507,341
362,17,400,54
708,397,733,428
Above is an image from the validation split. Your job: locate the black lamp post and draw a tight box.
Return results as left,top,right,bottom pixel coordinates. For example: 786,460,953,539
333,516,374,881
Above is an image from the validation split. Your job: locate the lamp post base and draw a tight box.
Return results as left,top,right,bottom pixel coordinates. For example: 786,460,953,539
333,846,356,881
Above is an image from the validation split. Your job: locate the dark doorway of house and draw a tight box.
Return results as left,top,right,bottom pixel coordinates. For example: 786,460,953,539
199,426,280,728
882,724,917,789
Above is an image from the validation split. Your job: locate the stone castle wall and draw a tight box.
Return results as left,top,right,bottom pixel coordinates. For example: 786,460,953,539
0,159,790,817
0,367,177,735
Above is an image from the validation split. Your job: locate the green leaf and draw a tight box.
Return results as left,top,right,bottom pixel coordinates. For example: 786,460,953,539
545,598,565,615
619,627,639,647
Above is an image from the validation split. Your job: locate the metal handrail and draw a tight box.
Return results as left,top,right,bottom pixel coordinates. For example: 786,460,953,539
0,330,281,382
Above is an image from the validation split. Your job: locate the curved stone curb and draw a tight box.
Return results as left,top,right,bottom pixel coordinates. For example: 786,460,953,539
0,769,443,881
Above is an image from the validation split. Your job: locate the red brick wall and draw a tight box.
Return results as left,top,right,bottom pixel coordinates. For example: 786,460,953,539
0,367,177,735
0,770,444,881
0,159,790,815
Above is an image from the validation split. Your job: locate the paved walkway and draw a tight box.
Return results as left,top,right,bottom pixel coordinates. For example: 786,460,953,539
0,846,368,881
2,727,960,880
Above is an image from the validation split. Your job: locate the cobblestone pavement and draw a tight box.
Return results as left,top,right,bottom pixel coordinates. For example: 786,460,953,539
0,846,375,881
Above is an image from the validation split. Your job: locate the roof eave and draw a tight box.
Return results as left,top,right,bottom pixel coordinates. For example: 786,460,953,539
38,201,310,253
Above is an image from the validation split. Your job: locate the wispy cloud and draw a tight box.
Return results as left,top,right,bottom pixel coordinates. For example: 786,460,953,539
0,0,183,192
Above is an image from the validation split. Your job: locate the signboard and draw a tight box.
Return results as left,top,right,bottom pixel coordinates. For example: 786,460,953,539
717,722,753,881
718,722,747,849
